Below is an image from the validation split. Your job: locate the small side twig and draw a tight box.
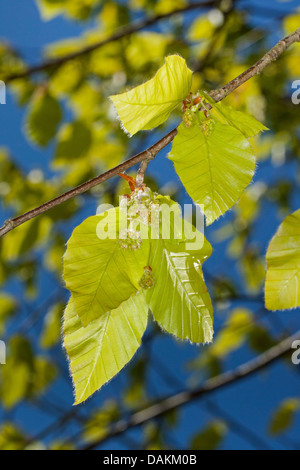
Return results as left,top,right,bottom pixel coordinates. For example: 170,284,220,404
135,150,156,188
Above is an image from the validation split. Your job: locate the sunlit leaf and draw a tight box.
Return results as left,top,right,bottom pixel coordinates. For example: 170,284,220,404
145,205,213,343
40,302,64,349
110,55,192,135
208,308,252,357
269,398,300,435
63,208,150,326
64,293,148,404
24,89,62,147
169,120,255,225
0,293,17,336
201,91,268,137
54,120,92,166
265,209,300,310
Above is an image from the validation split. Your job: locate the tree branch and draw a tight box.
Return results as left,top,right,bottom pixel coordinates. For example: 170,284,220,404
1,27,299,238
0,129,177,237
210,27,300,102
5,1,217,83
81,328,300,450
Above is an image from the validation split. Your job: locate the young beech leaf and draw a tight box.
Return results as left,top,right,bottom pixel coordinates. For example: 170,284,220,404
24,89,62,147
200,91,268,138
146,239,213,343
146,202,213,344
265,209,300,310
64,293,148,405
63,190,214,403
63,208,150,327
169,120,256,225
110,55,192,136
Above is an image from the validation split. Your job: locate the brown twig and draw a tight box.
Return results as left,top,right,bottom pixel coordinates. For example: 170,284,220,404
1,27,300,238
210,27,300,102
135,150,156,188
0,129,177,237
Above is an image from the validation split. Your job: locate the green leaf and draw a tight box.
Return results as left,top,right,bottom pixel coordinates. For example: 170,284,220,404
201,91,268,137
40,302,64,349
29,357,57,396
0,337,34,409
191,420,227,450
63,293,148,404
169,121,256,225
54,120,92,166
24,89,62,147
0,336,56,408
0,293,17,336
208,308,253,357
146,210,213,343
0,423,27,450
269,398,300,435
110,55,192,135
35,0,65,20
63,208,150,326
265,209,300,310
83,400,119,442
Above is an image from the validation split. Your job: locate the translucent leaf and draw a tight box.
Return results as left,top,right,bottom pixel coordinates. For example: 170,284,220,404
269,398,300,435
201,91,268,137
169,121,256,225
64,208,150,326
110,55,192,135
24,90,62,147
188,16,215,41
63,293,148,404
265,209,300,310
125,32,169,70
146,215,213,343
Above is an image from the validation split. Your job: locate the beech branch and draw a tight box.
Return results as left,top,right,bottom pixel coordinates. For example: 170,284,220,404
81,328,300,450
0,27,299,238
